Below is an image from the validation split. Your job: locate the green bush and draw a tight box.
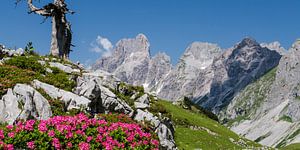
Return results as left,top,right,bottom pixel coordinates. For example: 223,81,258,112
0,65,37,97
39,72,76,92
182,97,219,122
24,42,37,55
119,82,145,99
109,87,135,108
4,56,45,74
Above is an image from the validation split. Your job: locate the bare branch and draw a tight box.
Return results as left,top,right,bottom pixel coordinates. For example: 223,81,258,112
27,0,51,16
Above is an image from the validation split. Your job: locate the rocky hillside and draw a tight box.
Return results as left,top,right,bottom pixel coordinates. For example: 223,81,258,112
0,46,268,149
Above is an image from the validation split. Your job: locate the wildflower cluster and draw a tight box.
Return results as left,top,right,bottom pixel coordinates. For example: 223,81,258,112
0,113,159,150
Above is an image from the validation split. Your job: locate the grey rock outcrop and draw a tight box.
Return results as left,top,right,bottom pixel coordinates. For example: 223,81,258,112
0,89,22,124
0,45,24,57
32,80,91,110
134,109,177,150
134,94,150,109
49,62,80,74
80,70,121,90
75,76,133,116
0,84,52,124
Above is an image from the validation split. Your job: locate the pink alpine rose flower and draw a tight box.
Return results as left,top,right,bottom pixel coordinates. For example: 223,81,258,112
48,130,55,137
27,141,35,149
78,142,90,150
8,132,15,138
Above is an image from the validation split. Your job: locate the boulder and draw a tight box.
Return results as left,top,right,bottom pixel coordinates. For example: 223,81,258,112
134,94,150,109
13,84,52,121
134,109,177,150
0,89,22,124
0,84,52,124
32,80,90,110
79,70,121,90
49,62,79,74
75,77,133,116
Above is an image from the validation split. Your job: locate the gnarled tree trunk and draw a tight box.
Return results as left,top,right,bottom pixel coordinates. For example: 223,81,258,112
25,0,73,59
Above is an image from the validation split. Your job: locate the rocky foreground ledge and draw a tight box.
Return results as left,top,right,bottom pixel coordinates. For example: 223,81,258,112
0,47,177,149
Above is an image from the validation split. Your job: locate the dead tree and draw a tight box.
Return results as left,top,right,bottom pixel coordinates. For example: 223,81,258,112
17,0,74,59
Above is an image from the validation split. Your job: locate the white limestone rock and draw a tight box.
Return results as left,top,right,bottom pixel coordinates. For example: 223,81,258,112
32,80,91,110
134,94,150,109
0,84,52,125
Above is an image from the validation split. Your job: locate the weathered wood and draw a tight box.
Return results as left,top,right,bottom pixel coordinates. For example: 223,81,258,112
18,0,73,59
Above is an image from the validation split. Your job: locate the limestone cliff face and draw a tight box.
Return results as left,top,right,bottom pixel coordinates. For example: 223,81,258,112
144,52,172,91
93,34,151,86
197,38,281,113
155,42,221,101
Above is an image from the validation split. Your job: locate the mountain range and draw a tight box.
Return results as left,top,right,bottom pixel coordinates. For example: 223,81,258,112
92,34,300,147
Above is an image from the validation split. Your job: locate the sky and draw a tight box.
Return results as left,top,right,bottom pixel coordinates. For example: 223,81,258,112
0,0,300,66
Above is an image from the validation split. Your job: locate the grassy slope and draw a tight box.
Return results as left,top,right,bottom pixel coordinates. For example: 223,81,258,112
157,100,264,149
0,55,77,98
222,67,277,127
281,143,300,150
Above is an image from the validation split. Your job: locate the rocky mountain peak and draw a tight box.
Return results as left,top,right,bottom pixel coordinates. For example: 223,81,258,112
183,42,221,59
136,33,149,43
153,52,171,60
291,39,300,50
180,42,221,71
197,37,282,113
235,37,260,49
115,33,150,57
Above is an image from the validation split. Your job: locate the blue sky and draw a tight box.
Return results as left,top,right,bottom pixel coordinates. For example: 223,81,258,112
0,0,300,66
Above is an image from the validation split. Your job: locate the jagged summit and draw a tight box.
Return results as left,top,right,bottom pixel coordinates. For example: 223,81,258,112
153,51,171,59
235,37,260,49
136,33,149,42
181,42,221,70
198,37,282,113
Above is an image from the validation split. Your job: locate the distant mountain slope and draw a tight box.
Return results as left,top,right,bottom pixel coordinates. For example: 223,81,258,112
220,40,300,147
157,100,265,149
196,38,281,113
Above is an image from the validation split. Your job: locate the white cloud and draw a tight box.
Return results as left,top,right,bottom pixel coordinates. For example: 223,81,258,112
90,35,113,57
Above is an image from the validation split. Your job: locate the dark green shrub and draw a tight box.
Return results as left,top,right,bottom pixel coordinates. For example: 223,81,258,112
0,65,37,97
182,97,219,122
24,42,37,55
39,72,76,92
4,56,45,74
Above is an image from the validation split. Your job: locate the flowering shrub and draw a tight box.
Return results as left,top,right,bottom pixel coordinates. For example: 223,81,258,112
0,114,159,150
